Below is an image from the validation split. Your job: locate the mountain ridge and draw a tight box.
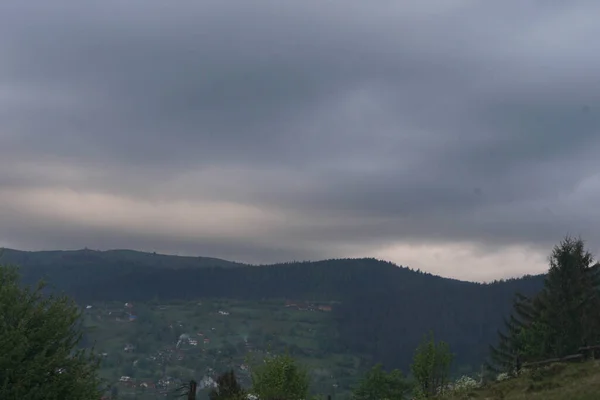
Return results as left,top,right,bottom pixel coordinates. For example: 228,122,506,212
0,246,547,371
0,246,544,284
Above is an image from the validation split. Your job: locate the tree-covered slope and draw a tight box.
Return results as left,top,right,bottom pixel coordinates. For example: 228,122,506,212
0,247,242,290
1,248,546,372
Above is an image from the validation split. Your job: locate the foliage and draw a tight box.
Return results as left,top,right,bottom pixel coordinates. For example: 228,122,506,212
209,370,246,400
0,264,102,400
515,319,552,360
488,293,544,372
351,363,412,400
250,353,310,400
411,331,453,398
540,236,600,355
488,236,600,372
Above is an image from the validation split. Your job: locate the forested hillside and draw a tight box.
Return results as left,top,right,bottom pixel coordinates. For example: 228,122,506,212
0,248,241,288
0,248,545,372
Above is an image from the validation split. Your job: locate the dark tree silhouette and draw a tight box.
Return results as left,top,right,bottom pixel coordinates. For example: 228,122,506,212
209,370,245,400
488,236,600,372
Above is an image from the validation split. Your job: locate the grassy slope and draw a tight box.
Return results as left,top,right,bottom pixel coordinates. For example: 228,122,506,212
442,361,600,400
83,298,359,398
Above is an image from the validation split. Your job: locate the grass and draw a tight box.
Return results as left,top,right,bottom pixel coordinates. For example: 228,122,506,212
440,360,600,400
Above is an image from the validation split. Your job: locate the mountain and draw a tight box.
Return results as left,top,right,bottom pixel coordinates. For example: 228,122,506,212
0,247,241,288
0,248,546,373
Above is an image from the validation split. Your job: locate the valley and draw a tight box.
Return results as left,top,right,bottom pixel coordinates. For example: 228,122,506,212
1,248,548,398
84,298,360,399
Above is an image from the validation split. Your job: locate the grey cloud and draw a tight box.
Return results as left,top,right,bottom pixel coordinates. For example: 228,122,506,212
1,0,486,167
2,0,600,277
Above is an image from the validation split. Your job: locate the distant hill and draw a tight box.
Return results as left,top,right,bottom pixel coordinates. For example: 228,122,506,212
0,247,546,373
0,247,241,288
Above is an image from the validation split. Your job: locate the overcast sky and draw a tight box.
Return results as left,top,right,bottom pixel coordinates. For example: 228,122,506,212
1,1,600,282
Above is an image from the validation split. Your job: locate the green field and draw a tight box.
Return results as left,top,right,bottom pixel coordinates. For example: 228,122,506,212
83,298,362,399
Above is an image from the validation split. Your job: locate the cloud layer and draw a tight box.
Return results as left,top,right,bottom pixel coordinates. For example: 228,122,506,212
2,1,600,281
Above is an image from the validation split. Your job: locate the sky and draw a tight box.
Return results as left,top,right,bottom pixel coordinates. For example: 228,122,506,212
1,1,600,282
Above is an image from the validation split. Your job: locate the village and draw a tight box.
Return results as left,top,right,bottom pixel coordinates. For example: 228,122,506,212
83,299,347,398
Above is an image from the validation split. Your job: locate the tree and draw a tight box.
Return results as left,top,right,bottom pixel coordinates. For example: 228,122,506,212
250,353,310,400
540,236,600,356
209,370,245,400
410,331,453,397
514,317,552,360
487,293,543,373
0,264,102,399
352,363,411,400
488,236,600,372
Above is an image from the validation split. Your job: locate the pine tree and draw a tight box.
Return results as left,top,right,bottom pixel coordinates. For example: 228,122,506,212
541,236,600,356
488,236,600,372
487,293,538,373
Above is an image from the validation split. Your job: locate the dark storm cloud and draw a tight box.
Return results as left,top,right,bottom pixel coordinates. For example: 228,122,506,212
2,0,600,277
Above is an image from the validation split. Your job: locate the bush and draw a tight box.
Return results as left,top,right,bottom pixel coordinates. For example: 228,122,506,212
0,264,102,399
250,353,310,400
453,375,480,391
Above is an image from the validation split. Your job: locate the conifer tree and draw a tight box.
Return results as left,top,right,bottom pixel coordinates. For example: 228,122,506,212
488,236,600,372
487,293,538,373
541,236,600,356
